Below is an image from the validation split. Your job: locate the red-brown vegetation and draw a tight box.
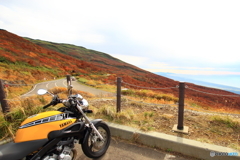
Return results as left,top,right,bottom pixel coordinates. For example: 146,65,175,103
0,29,239,112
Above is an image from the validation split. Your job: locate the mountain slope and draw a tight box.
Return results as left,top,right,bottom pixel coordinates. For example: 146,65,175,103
24,37,151,77
0,29,105,82
0,29,239,111
24,37,177,89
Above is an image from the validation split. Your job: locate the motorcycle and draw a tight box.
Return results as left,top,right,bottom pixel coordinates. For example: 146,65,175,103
0,82,111,160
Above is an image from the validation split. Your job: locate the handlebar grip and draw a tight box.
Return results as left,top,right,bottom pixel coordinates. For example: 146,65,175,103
43,103,52,109
83,109,93,113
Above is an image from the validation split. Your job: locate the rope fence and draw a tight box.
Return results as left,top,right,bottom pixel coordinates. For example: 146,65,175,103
1,78,239,105
119,96,240,118
186,86,240,97
116,77,240,131
121,80,240,97
4,83,34,87
122,81,178,90
121,95,177,107
1,76,240,134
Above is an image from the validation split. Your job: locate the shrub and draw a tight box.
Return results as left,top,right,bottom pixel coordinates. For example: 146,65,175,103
78,77,88,84
211,115,240,131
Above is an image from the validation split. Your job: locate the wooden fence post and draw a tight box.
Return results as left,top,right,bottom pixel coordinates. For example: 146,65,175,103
0,79,10,114
116,77,122,113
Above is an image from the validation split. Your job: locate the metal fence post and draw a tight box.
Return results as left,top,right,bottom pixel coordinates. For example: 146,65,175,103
172,82,189,133
0,79,10,114
66,75,72,95
177,82,185,129
116,77,122,113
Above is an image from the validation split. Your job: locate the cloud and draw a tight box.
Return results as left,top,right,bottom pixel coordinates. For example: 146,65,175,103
110,0,240,65
111,54,149,66
108,53,240,77
1,0,240,74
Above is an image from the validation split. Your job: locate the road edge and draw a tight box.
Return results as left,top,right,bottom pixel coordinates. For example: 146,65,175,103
107,122,240,160
1,122,239,160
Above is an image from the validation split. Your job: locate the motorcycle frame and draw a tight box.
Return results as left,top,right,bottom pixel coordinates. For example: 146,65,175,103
30,119,103,160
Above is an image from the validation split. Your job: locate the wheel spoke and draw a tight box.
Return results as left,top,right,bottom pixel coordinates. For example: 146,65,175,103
81,122,111,158
90,143,94,152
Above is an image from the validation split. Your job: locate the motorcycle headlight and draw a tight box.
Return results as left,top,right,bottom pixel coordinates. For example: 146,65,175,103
76,94,83,100
81,99,89,108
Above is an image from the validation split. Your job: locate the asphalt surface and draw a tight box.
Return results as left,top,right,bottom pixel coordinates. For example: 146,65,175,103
21,78,113,97
22,78,195,160
75,138,193,160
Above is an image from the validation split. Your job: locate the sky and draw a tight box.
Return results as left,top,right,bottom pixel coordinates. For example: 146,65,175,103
1,0,240,87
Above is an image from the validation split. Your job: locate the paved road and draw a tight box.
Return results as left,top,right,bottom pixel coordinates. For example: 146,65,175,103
21,78,113,97
22,79,195,160
75,138,193,160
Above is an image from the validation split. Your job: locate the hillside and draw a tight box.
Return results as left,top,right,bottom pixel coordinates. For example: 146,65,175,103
0,29,104,82
0,29,240,111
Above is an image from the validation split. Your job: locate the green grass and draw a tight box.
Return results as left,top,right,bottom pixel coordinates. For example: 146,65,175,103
0,95,52,139
0,57,11,64
211,115,240,131
121,89,178,103
89,104,156,131
0,106,43,139
1,60,59,75
78,77,88,84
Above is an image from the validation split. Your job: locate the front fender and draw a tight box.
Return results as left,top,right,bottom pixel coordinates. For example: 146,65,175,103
81,119,102,144
91,119,102,126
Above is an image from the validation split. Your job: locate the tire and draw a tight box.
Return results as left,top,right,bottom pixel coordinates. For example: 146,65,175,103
81,122,111,158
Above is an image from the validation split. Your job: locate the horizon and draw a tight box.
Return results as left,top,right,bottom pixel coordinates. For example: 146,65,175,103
154,71,240,89
1,0,240,88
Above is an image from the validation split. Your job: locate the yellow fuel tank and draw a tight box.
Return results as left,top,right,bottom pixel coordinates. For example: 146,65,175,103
15,111,76,143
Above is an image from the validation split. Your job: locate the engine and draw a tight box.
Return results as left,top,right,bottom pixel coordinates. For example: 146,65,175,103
42,143,76,160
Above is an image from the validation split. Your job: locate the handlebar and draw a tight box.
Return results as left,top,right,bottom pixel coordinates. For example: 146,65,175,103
42,95,61,109
43,102,53,109
42,94,88,110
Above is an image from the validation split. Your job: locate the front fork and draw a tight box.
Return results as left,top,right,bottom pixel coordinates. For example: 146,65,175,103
76,104,104,140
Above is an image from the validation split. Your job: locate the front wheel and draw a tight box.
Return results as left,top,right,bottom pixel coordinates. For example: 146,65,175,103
81,122,111,158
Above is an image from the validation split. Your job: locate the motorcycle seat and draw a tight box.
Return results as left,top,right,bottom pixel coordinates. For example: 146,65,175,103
0,139,48,160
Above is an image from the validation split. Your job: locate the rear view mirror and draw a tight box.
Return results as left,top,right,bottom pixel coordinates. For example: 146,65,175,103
37,89,48,95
